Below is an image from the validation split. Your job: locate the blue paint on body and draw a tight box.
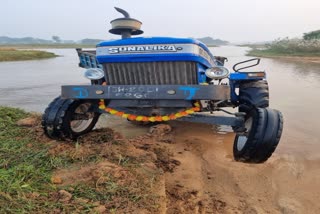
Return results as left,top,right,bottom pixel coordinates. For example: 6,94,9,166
229,72,266,81
197,63,209,84
73,87,89,98
97,37,211,54
97,54,214,68
96,37,216,69
179,86,200,100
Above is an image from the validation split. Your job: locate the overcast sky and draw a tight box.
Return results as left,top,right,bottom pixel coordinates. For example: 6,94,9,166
1,0,319,43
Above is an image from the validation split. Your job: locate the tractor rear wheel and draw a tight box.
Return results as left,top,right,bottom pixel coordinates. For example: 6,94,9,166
238,80,269,113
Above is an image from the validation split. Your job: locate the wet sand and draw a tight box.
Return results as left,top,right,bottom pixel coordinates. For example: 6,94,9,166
89,111,320,213
94,118,320,213
162,121,320,213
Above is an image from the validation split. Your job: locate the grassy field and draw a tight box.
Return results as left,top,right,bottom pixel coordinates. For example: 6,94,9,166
0,48,57,62
0,107,57,212
0,106,163,213
0,44,96,49
247,38,320,58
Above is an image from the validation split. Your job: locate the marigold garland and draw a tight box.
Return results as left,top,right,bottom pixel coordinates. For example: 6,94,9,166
98,99,201,122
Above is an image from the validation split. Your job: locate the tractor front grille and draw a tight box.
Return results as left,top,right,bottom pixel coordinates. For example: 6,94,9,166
103,61,197,85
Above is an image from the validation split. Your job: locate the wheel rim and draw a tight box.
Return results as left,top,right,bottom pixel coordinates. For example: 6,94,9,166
236,117,253,151
70,103,95,133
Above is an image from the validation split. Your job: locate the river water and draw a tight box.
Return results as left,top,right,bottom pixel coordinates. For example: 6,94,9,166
0,47,319,158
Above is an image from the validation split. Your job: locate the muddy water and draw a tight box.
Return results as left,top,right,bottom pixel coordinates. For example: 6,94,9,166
212,46,320,159
0,49,87,112
0,47,319,158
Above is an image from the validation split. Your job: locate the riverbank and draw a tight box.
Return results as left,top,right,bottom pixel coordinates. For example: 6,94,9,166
0,44,95,49
0,48,57,62
0,106,165,213
247,49,320,63
2,106,320,213
247,38,320,63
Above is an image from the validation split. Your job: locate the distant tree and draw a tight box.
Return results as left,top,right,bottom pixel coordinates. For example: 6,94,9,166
303,30,320,40
80,38,104,45
52,36,61,43
197,37,229,46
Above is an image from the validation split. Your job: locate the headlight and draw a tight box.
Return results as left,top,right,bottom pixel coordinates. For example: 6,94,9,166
84,68,104,80
205,66,230,80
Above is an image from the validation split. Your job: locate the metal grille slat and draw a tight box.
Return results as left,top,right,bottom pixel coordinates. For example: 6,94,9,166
152,62,157,85
104,61,197,85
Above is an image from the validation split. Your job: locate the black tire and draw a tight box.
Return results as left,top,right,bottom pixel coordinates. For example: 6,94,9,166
42,97,100,140
233,107,283,163
239,80,269,113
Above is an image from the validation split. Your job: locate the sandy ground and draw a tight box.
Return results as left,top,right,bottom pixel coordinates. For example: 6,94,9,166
159,122,320,214
24,115,320,213
97,118,320,213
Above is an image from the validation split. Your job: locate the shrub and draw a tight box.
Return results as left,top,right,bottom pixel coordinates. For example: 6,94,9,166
265,38,320,55
303,30,320,40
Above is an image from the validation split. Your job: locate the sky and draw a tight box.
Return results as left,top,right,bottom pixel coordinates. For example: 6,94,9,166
1,0,319,43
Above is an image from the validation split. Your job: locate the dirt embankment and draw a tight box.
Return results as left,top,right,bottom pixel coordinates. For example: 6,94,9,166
17,117,320,213
248,52,320,64
279,56,320,64
265,56,320,64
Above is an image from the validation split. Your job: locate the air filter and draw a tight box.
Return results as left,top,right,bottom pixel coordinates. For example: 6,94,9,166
109,7,143,38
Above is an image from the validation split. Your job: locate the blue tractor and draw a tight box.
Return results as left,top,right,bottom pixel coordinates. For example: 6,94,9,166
42,8,283,163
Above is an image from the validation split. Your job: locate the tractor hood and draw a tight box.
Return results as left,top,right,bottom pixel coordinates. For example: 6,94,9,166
96,37,217,68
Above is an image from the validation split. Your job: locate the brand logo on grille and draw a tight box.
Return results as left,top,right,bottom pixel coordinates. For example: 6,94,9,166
108,45,181,54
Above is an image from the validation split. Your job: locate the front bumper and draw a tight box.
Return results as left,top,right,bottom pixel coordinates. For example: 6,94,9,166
61,85,230,101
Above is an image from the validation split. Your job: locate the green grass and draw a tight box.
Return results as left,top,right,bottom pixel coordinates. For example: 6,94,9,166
0,107,57,213
247,38,320,57
0,48,57,62
0,106,159,213
0,44,96,49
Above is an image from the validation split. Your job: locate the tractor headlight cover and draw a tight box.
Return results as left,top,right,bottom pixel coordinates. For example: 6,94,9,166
205,66,230,80
84,68,104,80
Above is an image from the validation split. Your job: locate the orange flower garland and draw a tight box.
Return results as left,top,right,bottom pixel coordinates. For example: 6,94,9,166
98,99,201,122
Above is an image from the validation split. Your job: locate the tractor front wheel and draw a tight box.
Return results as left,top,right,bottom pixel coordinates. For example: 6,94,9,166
42,97,100,140
233,107,283,163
